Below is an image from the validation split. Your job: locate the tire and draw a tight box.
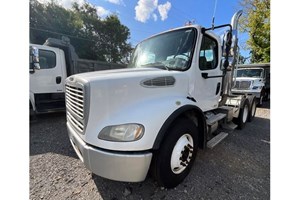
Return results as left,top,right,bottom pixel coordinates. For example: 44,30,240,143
257,94,263,107
233,99,250,129
248,98,256,122
30,101,38,122
151,118,199,188
257,89,265,106
264,90,270,101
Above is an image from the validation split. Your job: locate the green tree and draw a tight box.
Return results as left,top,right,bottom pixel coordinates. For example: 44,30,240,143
239,0,270,63
30,0,132,63
238,53,247,64
99,15,132,63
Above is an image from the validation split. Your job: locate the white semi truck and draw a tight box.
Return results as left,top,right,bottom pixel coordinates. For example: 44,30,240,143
65,10,256,188
30,37,126,114
232,63,270,106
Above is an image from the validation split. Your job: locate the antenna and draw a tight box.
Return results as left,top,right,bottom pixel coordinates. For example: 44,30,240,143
212,0,218,30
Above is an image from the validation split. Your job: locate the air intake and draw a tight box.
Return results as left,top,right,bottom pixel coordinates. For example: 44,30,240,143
141,76,176,87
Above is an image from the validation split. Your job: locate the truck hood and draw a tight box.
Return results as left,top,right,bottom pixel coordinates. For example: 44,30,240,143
66,68,189,121
67,67,190,97
72,67,190,97
66,67,191,148
71,67,176,83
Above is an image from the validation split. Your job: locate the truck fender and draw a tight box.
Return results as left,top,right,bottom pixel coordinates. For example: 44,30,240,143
152,105,207,150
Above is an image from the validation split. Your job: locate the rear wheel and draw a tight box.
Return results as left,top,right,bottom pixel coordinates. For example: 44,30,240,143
151,118,198,188
233,99,250,129
248,99,256,122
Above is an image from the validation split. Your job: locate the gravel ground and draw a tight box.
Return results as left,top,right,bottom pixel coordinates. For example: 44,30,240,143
30,101,270,200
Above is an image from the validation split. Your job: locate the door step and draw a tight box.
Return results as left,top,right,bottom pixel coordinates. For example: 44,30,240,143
221,121,238,130
206,113,227,126
207,132,229,149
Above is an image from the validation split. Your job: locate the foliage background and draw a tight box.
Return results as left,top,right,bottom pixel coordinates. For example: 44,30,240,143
239,0,270,63
30,0,132,63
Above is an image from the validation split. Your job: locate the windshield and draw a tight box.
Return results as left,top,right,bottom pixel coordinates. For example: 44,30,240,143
128,28,196,71
237,69,263,78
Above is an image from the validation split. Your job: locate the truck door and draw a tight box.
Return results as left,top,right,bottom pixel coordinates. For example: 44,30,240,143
30,46,65,94
194,34,222,111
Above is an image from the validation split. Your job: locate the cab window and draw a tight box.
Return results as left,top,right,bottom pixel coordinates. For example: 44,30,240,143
39,50,56,69
199,35,218,70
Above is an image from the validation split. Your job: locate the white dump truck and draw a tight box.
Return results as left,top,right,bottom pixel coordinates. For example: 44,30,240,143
66,10,257,188
30,37,125,114
232,63,270,106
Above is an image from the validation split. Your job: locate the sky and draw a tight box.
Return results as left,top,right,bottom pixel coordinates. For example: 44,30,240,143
38,0,249,58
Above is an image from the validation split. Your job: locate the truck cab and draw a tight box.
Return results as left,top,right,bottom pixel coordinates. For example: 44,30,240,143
30,37,126,115
66,10,255,188
232,63,270,106
30,44,67,113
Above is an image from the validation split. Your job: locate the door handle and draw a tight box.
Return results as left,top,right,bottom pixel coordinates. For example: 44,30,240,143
202,73,224,79
216,82,221,95
56,76,62,84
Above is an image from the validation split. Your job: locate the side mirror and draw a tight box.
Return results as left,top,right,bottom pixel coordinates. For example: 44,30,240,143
221,30,232,70
222,31,232,58
30,46,40,72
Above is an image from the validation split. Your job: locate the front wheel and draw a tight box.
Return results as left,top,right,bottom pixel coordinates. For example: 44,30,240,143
264,90,270,101
257,89,265,107
257,95,263,107
151,118,199,188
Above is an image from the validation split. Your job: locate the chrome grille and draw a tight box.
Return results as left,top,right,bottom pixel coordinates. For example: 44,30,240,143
67,112,84,132
66,84,84,133
234,81,251,89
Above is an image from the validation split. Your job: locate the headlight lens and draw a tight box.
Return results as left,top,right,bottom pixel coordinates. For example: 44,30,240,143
252,86,262,90
98,124,144,142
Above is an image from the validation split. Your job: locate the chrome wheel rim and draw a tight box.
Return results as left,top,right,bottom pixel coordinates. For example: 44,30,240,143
170,134,194,174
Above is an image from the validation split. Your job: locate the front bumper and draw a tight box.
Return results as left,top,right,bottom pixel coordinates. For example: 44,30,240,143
232,89,261,98
67,122,153,182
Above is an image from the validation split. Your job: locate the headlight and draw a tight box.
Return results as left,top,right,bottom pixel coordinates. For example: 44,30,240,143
252,86,262,90
98,124,144,142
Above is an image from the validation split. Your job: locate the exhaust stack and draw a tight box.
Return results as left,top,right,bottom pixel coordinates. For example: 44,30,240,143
222,10,243,98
